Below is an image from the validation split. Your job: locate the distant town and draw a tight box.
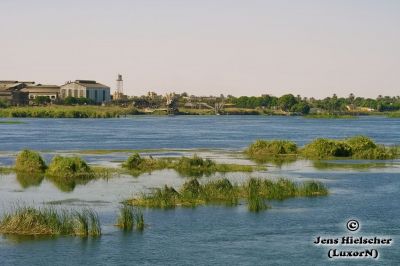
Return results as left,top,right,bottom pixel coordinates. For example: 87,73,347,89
0,75,400,116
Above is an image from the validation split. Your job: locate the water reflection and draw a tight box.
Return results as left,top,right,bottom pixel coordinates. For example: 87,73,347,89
16,172,44,189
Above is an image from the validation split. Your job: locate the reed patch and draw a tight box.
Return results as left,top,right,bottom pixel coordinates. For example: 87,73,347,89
126,177,328,212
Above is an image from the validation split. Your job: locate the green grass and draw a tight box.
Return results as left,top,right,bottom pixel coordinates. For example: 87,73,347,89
0,206,101,237
15,150,47,173
387,112,400,118
246,140,298,159
116,206,145,231
122,153,256,177
301,138,352,159
301,136,397,159
246,178,268,212
127,177,328,212
45,156,96,192
312,161,389,170
0,106,143,118
304,114,358,119
0,120,26,124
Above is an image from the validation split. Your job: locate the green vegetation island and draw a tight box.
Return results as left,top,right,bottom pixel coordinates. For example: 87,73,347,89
1,92,400,118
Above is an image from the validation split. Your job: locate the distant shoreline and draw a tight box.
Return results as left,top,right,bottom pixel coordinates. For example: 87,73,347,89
0,105,398,118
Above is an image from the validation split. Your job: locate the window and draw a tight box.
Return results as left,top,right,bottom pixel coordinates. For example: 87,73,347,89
95,90,98,101
86,90,89,98
103,90,105,101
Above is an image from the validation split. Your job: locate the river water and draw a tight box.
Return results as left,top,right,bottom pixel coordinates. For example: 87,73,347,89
0,116,399,265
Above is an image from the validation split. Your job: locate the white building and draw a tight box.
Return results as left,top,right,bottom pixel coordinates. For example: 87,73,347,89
60,80,111,103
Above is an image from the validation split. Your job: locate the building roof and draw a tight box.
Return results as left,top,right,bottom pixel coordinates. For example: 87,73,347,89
62,80,110,89
0,81,35,91
0,83,24,91
22,85,60,93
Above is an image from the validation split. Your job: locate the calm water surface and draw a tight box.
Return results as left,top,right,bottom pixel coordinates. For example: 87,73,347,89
0,116,399,265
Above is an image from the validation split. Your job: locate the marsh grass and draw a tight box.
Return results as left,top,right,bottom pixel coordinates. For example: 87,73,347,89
0,106,141,118
45,156,97,192
116,205,145,231
301,136,397,160
0,206,101,237
246,178,268,212
15,150,47,173
387,112,400,118
304,114,357,119
0,120,26,124
128,177,328,212
312,161,389,170
245,140,298,162
123,153,255,177
247,136,398,161
116,205,134,230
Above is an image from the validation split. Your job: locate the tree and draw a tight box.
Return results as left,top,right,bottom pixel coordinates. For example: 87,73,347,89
290,102,310,114
278,94,298,111
34,96,51,105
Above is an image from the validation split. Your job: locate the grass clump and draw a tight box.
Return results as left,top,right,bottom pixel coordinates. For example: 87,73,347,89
122,153,169,175
301,136,397,159
304,114,357,119
0,106,141,118
245,140,298,162
122,153,254,177
15,150,47,173
45,156,95,192
173,155,254,177
74,209,101,237
301,138,352,159
0,206,101,237
127,177,328,212
246,178,268,212
116,205,144,231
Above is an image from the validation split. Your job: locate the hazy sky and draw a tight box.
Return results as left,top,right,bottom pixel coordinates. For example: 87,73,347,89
1,0,399,98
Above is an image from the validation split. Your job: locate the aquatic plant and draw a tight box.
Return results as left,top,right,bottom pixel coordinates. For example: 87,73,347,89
123,153,254,177
15,150,47,173
45,156,96,191
0,106,142,118
245,140,298,161
246,178,268,212
127,177,328,212
122,153,169,175
301,138,352,159
296,181,329,197
173,155,254,177
133,208,145,231
0,120,26,124
304,114,357,119
0,206,101,237
201,179,239,205
46,156,93,179
301,136,397,159
116,205,134,230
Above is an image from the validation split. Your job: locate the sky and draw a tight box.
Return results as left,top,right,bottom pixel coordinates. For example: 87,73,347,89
0,0,399,98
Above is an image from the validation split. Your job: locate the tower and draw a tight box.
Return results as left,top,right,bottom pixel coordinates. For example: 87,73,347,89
116,74,123,95
113,74,127,100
